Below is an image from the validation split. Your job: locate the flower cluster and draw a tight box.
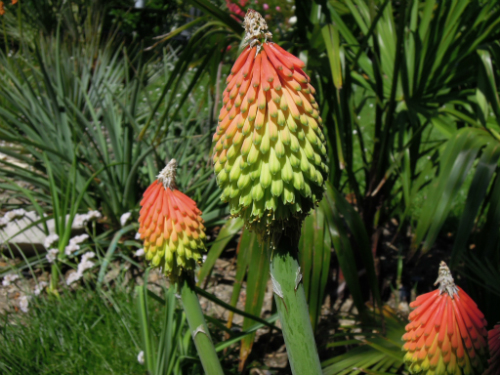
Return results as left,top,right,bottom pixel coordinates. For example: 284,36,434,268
486,324,500,375
72,210,101,228
213,10,328,238
18,295,29,313
46,248,59,263
66,252,96,285
0,1,19,16
0,208,27,226
34,281,48,296
402,262,488,375
64,234,89,256
2,273,19,286
226,0,247,19
44,234,59,249
138,160,206,280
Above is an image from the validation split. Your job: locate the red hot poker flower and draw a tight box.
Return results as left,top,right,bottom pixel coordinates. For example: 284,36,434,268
403,261,488,375
485,324,500,375
138,160,206,279
213,9,328,238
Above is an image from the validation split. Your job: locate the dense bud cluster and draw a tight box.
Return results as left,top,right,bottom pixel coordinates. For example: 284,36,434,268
485,324,500,375
138,160,206,279
402,262,488,375
213,9,328,238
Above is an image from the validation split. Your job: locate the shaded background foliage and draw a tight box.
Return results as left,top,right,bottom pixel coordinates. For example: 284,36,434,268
1,0,500,373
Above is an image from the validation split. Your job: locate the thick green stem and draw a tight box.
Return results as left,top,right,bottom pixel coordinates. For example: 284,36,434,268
270,234,323,375
180,278,224,375
50,264,59,290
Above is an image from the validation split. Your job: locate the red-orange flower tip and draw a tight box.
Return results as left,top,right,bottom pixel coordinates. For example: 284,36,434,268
138,160,206,280
485,324,500,375
212,9,328,239
403,261,488,375
0,2,5,16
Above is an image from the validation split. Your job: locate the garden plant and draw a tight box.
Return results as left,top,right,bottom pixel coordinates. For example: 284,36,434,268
0,0,499,374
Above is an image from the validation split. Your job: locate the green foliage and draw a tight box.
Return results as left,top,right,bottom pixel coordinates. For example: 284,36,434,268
0,287,150,374
299,203,331,331
323,307,406,375
2,0,500,372
136,280,199,375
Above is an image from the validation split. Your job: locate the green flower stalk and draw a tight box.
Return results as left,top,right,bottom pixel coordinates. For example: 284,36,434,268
138,160,224,375
213,9,327,374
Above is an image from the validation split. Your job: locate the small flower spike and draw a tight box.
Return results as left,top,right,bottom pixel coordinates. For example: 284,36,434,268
138,160,206,280
403,261,489,375
213,9,328,240
485,324,500,375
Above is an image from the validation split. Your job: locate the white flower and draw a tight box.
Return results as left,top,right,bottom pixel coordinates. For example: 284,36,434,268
64,234,90,256
19,295,30,313
289,16,297,24
70,234,89,245
81,251,96,262
44,234,59,249
66,271,81,285
64,243,80,256
120,212,132,227
137,351,145,365
134,248,145,257
73,211,102,227
86,210,101,220
46,248,59,263
34,281,48,296
72,214,89,228
135,232,141,240
66,252,96,285
0,208,27,226
77,252,95,274
2,273,20,286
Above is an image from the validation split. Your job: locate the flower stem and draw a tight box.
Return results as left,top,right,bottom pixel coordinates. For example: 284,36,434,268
270,234,323,375
180,278,224,375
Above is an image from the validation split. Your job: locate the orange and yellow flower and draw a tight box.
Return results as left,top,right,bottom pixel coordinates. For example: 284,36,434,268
485,324,500,375
212,9,328,237
403,261,488,375
138,160,206,279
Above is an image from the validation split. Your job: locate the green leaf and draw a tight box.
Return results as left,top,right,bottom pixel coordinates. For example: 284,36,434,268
324,183,382,312
413,128,497,255
239,230,269,369
322,24,343,89
197,218,244,286
299,207,331,331
450,142,500,266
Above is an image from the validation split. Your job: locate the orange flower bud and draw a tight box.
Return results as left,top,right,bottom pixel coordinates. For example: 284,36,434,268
138,160,206,280
403,261,488,375
0,2,5,16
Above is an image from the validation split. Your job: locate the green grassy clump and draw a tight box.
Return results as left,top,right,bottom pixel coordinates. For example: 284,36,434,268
0,287,152,374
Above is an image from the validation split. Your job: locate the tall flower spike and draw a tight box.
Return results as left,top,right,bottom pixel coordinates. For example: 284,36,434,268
485,324,500,375
402,261,489,375
213,9,328,239
138,160,206,280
